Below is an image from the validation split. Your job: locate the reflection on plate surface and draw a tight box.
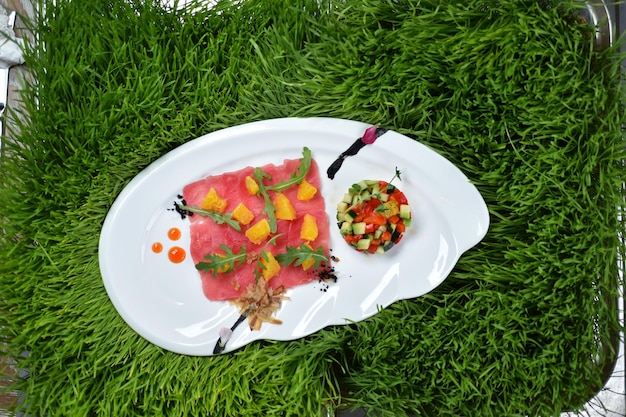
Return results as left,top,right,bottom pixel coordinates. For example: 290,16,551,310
98,117,490,355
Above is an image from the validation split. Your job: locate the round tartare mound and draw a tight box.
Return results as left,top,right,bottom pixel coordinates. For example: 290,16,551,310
336,180,412,254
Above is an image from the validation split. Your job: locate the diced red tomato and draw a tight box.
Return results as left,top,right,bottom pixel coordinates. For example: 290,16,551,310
396,222,406,233
344,234,362,244
389,190,408,205
363,198,381,215
363,213,387,226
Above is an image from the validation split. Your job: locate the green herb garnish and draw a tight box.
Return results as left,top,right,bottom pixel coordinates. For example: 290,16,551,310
253,167,278,233
385,167,402,191
266,147,312,192
176,204,241,231
252,147,313,233
195,244,247,276
275,244,329,270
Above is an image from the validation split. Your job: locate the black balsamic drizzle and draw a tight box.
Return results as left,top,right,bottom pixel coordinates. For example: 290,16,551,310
327,127,388,179
213,313,248,354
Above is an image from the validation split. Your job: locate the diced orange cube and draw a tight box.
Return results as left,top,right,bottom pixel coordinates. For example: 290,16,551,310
232,202,254,225
201,188,228,213
245,218,271,244
300,213,318,241
297,179,318,201
260,251,281,280
273,193,296,220
245,176,259,195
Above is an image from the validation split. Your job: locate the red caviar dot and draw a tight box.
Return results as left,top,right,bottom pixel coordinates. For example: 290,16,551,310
168,227,182,241
152,242,163,253
168,246,186,263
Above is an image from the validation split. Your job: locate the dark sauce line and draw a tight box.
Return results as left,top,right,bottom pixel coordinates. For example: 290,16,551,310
213,313,248,355
327,126,388,179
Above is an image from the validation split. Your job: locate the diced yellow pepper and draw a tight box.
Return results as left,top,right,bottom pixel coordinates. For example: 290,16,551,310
273,193,296,220
245,218,271,245
300,243,316,271
300,213,318,241
201,188,228,213
260,251,281,281
297,179,318,201
381,200,400,218
232,202,254,225
245,176,259,195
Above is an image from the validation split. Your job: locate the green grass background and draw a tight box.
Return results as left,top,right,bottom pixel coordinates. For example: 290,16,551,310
0,0,625,416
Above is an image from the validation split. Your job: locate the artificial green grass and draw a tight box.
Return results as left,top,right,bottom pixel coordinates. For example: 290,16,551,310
0,0,624,415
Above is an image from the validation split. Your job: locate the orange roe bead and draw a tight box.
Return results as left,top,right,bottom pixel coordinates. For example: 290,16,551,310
167,227,182,241
168,246,186,263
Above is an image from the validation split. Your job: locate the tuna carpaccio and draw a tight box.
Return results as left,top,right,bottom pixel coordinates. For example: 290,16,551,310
182,153,331,301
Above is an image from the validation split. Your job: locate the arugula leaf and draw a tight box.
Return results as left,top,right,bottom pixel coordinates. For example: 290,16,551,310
266,147,312,192
177,204,241,231
253,167,278,233
196,244,247,277
275,244,329,270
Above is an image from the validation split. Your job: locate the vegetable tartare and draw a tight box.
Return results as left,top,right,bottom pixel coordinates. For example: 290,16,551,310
337,179,411,254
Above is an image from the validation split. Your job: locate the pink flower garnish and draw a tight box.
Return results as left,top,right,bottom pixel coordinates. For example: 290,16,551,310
219,327,233,344
361,126,379,145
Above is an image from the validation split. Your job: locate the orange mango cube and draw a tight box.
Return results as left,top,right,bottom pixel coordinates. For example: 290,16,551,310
245,218,271,244
245,176,259,195
297,179,318,201
300,213,318,241
232,202,254,225
274,193,296,220
201,188,228,213
260,251,281,280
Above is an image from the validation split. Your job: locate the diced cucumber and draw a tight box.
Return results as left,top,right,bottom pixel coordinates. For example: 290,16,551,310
391,230,402,242
403,218,412,228
336,212,344,222
337,202,348,213
344,210,357,223
383,241,395,252
373,229,383,239
365,180,379,186
379,193,389,202
351,194,361,205
356,238,371,250
357,180,368,190
343,193,353,204
340,222,352,235
352,222,366,235
361,190,371,201
400,204,411,219
376,245,385,254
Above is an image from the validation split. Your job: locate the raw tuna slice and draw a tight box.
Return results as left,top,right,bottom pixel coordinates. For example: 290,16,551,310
182,155,330,301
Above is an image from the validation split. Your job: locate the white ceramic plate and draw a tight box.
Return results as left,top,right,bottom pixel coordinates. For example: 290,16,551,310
98,117,489,355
